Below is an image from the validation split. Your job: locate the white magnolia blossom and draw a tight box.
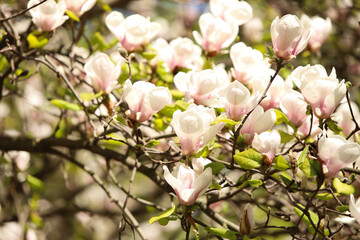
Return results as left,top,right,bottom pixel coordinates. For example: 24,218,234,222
300,69,346,119
122,80,172,122
172,104,224,155
239,204,255,236
297,114,321,138
240,106,276,143
280,90,308,128
64,0,96,17
174,68,228,107
163,163,212,205
193,13,238,54
84,52,121,94
230,42,269,84
318,134,360,178
243,17,263,42
252,129,281,162
218,81,259,120
301,14,332,52
150,37,203,71
28,0,69,32
332,102,360,137
105,12,161,51
271,14,312,60
209,0,253,26
192,157,212,175
252,69,288,110
350,194,360,225
289,64,336,89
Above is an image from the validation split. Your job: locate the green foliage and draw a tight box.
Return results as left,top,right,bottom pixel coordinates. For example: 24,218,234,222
326,120,343,135
65,10,80,22
273,155,290,171
278,130,294,143
294,204,319,226
333,178,355,195
26,175,45,192
204,227,237,240
336,205,349,212
51,99,82,111
80,91,103,102
211,115,241,126
297,146,322,177
27,30,48,49
149,205,176,225
234,149,263,170
194,145,209,158
204,162,226,174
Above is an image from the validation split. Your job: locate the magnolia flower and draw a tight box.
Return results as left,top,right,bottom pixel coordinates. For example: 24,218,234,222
252,130,281,163
252,69,288,110
84,52,121,94
28,0,69,32
218,81,259,120
240,106,276,143
300,71,346,119
209,0,253,26
174,68,228,107
332,102,360,137
239,204,255,236
350,194,360,225
122,80,172,122
193,13,238,54
151,37,203,71
270,14,312,60
64,0,96,17
243,17,263,42
289,64,336,89
163,163,212,205
318,134,360,178
230,42,269,84
297,114,321,138
301,15,332,52
192,157,212,175
105,12,161,52
280,90,308,128
172,104,224,155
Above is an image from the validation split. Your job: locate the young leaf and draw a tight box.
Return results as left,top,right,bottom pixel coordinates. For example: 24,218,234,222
50,99,82,111
210,180,222,190
211,115,241,126
175,100,189,111
247,179,263,187
278,130,294,143
326,120,343,134
141,51,157,60
297,146,309,165
27,30,48,49
65,10,80,22
333,178,355,195
27,175,45,192
274,109,292,126
234,149,263,170
294,204,319,226
204,227,237,240
169,89,184,100
298,156,322,177
336,205,349,212
273,155,290,171
149,205,176,225
204,162,226,174
80,91,103,102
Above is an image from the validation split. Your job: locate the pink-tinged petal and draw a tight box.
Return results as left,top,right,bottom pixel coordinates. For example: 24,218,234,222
225,1,253,26
163,166,182,195
174,72,189,93
318,135,346,164
147,22,161,40
350,194,360,225
193,167,212,199
105,11,125,41
179,189,197,205
253,109,276,134
192,31,203,46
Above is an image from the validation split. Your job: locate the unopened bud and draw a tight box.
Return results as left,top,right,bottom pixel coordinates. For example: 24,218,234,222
239,204,255,236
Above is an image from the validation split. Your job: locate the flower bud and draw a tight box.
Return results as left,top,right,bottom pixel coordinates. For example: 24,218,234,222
270,14,312,60
239,204,255,236
301,15,332,52
64,0,96,17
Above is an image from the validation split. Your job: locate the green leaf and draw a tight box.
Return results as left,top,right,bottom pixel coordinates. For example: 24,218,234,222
157,63,173,83
274,109,292,126
51,99,82,111
294,204,319,226
149,205,176,225
27,30,48,49
315,193,337,200
280,173,298,189
204,227,237,240
65,10,80,22
298,153,321,177
205,162,226,174
210,180,222,190
234,149,263,170
142,51,157,60
194,145,209,158
159,104,178,118
333,178,355,195
115,115,126,125
278,129,294,143
211,115,240,126
297,146,309,165
174,100,189,111
273,155,290,171
80,91,103,102
336,205,349,212
27,175,44,192
146,140,160,147
154,118,168,131
247,179,263,187
326,120,343,134
169,89,184,100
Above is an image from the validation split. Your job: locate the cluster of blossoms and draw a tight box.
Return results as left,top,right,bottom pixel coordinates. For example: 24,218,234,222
21,0,360,237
